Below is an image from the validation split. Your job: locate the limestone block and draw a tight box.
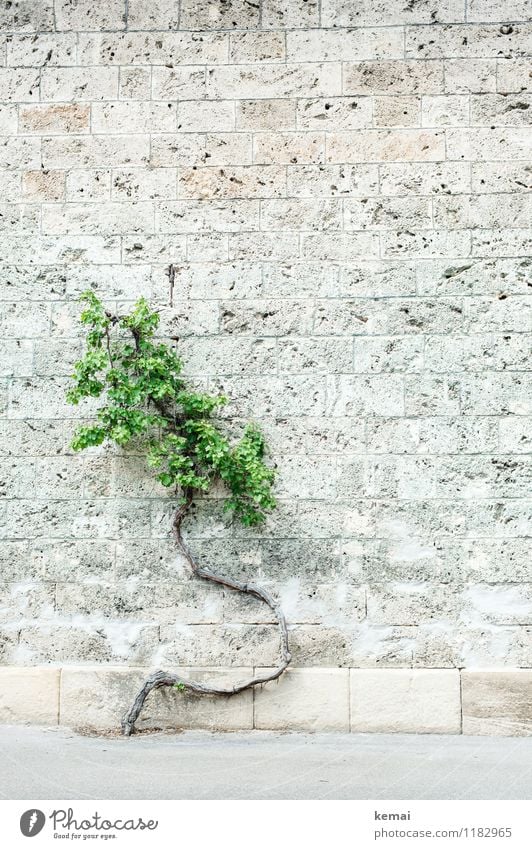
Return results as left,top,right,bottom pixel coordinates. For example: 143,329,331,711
327,130,445,163
380,162,470,195
254,132,324,165
444,59,497,93
471,93,532,126
446,129,530,161
206,64,341,100
350,669,461,733
471,162,532,193
345,197,432,230
326,375,404,416
23,170,65,201
157,200,259,234
178,101,235,133
178,165,285,200
422,95,469,127
126,0,180,30
55,0,125,30
236,99,296,131
0,138,41,170
0,69,39,102
0,0,54,31
41,68,119,102
0,667,59,725
92,102,177,135
405,24,527,59
374,96,420,127
462,670,532,736
497,59,531,92
42,136,149,169
0,105,18,135
287,28,403,62
261,198,342,231
78,32,227,66
179,0,259,29
263,0,320,29
119,67,152,100
467,0,529,23
230,32,285,63
43,201,154,237
322,0,464,26
296,97,373,130
254,667,350,731
7,34,76,66
287,163,379,197
229,232,299,261
344,61,444,95
19,104,90,135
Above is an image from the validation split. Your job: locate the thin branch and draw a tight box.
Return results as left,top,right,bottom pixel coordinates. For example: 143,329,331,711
104,325,115,370
121,490,291,736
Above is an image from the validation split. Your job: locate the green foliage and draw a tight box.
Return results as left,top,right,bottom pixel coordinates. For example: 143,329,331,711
67,292,276,526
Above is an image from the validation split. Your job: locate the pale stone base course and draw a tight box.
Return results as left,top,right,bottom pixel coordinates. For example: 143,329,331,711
0,668,60,726
0,667,530,735
462,670,532,737
254,667,350,731
350,669,461,734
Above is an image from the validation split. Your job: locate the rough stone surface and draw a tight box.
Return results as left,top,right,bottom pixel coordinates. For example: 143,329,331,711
350,669,461,733
0,0,530,735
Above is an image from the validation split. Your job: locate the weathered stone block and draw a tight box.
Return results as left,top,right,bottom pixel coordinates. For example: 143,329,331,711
92,102,177,135
298,97,373,130
19,104,90,135
236,99,296,131
41,68,119,102
374,96,421,127
230,31,285,63
327,130,445,163
462,670,532,735
344,61,444,95
322,0,465,26
287,28,404,61
55,0,125,30
207,63,342,100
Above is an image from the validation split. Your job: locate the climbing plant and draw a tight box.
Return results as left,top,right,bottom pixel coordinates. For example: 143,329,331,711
67,291,291,735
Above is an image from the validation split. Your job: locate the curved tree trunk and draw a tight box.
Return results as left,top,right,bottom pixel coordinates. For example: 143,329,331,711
121,491,291,735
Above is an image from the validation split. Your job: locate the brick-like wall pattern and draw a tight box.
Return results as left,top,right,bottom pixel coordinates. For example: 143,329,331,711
1,1,531,674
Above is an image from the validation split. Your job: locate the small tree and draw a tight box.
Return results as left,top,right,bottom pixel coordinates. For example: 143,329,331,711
67,292,290,735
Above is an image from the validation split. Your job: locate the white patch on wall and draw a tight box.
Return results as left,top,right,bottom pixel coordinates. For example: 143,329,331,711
390,540,436,562
462,584,532,625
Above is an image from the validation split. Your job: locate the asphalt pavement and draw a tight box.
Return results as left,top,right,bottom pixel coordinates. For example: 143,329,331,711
1,726,530,800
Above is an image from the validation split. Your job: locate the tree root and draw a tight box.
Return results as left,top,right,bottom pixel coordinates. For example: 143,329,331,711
121,493,291,736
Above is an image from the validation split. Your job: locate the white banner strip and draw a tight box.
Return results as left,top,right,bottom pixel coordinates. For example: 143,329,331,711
1,800,529,848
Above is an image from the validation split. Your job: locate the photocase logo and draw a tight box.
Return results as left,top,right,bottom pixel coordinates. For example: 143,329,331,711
20,810,46,838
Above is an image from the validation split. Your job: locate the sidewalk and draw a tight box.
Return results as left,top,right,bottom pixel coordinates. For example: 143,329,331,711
1,726,530,800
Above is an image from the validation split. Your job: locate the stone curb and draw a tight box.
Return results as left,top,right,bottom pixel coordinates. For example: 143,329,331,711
0,666,530,735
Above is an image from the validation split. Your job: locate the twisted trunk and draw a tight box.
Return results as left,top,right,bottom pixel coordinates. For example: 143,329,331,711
121,491,291,735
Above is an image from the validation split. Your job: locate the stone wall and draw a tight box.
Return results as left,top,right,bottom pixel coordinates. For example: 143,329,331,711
0,1,531,732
